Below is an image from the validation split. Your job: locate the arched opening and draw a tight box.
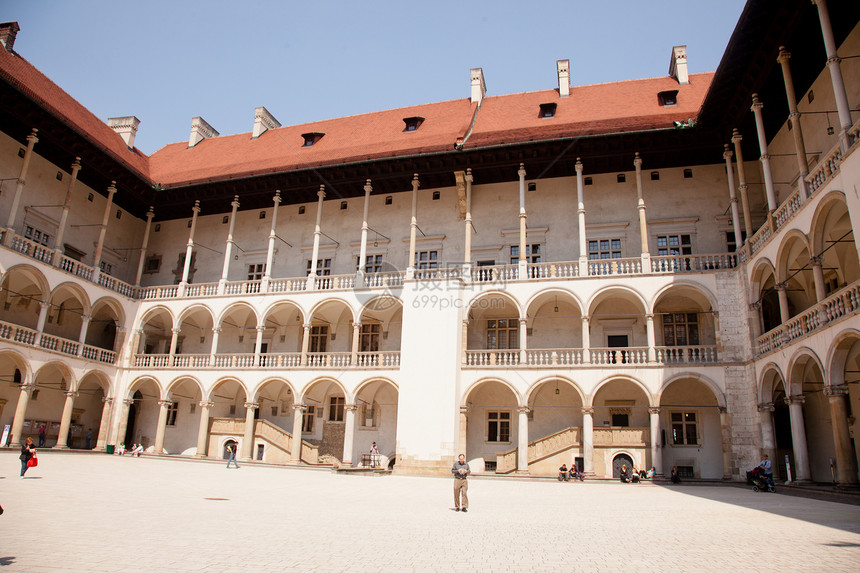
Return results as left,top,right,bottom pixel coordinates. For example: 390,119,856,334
0,266,47,330
42,284,87,346
76,372,108,450
466,294,521,366
525,291,583,365
525,378,584,476
260,302,304,365
164,378,203,455
753,262,781,333
176,306,214,360
124,379,161,451
353,379,399,468
301,378,348,464
29,363,72,448
462,379,520,473
788,353,831,482
206,378,249,457
0,352,27,444
592,378,651,477
85,299,122,352
829,333,860,483
612,453,634,479
357,297,403,366
778,235,816,319
589,289,647,365
253,378,296,463
659,377,723,478
653,286,717,363
307,300,354,367
139,308,174,356
811,194,859,295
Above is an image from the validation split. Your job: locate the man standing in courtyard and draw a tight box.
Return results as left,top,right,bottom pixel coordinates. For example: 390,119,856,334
452,454,470,512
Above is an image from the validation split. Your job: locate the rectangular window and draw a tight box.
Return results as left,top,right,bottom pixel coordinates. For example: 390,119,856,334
588,238,622,260
310,325,328,353
510,244,541,264
360,323,380,352
247,263,265,281
166,402,178,426
328,396,345,422
487,318,518,350
662,313,699,346
359,403,377,428
656,234,692,256
357,255,383,274
671,411,698,445
487,411,511,442
726,231,746,252
24,225,51,246
302,406,315,433
307,258,332,276
611,413,629,427
144,256,161,273
414,250,438,270
99,261,112,276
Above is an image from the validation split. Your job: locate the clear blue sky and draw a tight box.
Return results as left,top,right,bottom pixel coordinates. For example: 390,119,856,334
5,0,747,155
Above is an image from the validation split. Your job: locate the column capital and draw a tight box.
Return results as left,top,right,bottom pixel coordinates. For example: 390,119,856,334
134,327,144,335
256,325,266,333
581,314,590,322
581,406,595,416
231,195,240,209
71,156,82,171
757,402,775,413
465,168,473,183
64,390,79,399
718,406,728,414
26,128,39,144
738,182,749,192
412,173,420,189
102,396,114,405
723,144,733,160
785,395,805,406
292,403,307,413
633,151,642,169
460,405,469,415
518,317,527,326
809,255,824,266
517,405,530,415
775,282,788,292
345,403,358,412
363,179,373,193
823,385,848,398
171,327,181,335
158,399,173,407
645,313,654,321
517,163,526,178
123,398,134,406
303,323,312,331
731,128,742,144
317,185,326,199
273,189,282,205
192,199,201,214
648,407,661,415
776,46,791,64
198,400,215,409
145,206,155,220
575,157,583,173
212,327,222,334
244,402,259,410
352,322,361,330
106,180,117,195
749,301,762,311
751,93,763,112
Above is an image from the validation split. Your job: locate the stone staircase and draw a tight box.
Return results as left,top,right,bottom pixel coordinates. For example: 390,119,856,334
209,417,320,464
496,426,581,474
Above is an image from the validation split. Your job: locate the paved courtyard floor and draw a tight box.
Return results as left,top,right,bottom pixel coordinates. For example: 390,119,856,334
1,451,859,572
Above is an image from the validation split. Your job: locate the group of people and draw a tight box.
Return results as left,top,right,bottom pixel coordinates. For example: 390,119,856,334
116,443,144,457
620,464,656,483
557,464,585,481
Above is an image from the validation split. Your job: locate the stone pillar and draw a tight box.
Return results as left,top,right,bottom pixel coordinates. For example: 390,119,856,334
300,323,311,366
95,397,113,451
750,94,778,212
649,407,663,476
576,158,588,275
461,319,469,365
342,404,358,467
758,402,777,477
153,399,171,454
178,200,201,294
54,390,78,448
92,181,118,281
33,301,50,346
776,47,810,199
407,174,420,278
749,302,763,342
308,186,325,290
719,406,732,479
76,314,91,356
723,145,743,248
168,327,180,362
136,328,146,355
786,396,811,481
645,314,656,363
253,325,265,365
357,180,372,287
464,169,473,271
517,163,527,276
209,327,221,366
582,407,595,476
776,283,790,324
813,0,853,153
115,399,133,448
516,406,529,474
458,406,468,459
732,129,753,241
290,404,305,464
4,128,38,241
195,401,214,457
241,402,258,461
219,196,240,294
634,152,649,261
54,157,82,259
825,386,858,485
581,315,591,364
351,322,361,365
134,207,155,287
262,190,281,292
9,384,34,447
810,256,827,302
519,318,528,364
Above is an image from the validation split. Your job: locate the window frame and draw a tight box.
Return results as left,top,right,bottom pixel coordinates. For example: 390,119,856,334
486,410,512,443
670,410,699,446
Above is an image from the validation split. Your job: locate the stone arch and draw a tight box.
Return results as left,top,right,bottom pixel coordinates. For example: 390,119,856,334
353,377,399,468
827,328,860,388
775,229,812,283
749,257,776,293
524,289,583,353
523,287,584,317
461,377,523,407
215,301,258,329
524,375,585,406
49,280,92,315
657,372,726,409
787,347,825,397
165,375,205,400
808,190,860,290
358,296,404,354
252,376,298,403
126,375,164,400
207,376,250,404
354,376,399,397
465,290,523,319
586,285,648,316
758,362,788,403
307,298,358,356
75,369,111,395
33,360,76,393
261,301,305,354
651,281,718,314
307,297,358,324
139,305,176,330
0,348,31,385
300,376,349,403
775,230,816,317
589,374,654,408
87,296,125,351
0,263,50,303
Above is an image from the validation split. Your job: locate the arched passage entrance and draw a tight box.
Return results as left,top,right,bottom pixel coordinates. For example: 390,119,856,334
300,378,348,464
462,379,520,473
659,376,724,479
525,378,584,476
353,378,399,468
591,377,652,477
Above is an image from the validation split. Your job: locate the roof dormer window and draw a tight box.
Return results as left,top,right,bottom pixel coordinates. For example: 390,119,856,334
302,132,325,147
538,103,557,118
658,90,678,106
403,116,425,132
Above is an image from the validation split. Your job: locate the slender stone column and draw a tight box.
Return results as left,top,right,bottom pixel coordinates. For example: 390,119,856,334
168,327,180,360
241,402,258,461
357,180,372,287
516,406,529,474
732,129,753,241
300,324,311,366
786,396,811,481
153,399,172,454
178,200,201,294
645,314,656,363
91,181,117,281
195,401,214,457
634,153,649,260
95,397,113,451
825,386,858,485
719,407,732,479
723,145,743,248
776,47,810,199
10,384,34,447
576,158,588,275
33,301,50,346
464,169,473,270
219,196,240,294
407,174,420,278
517,163,527,275
813,0,853,153
810,256,827,302
519,318,528,364
749,302,763,342
758,403,777,477
649,407,663,476
776,283,790,324
209,327,221,366
342,404,358,467
134,207,155,287
458,406,468,459
581,315,591,364
351,322,361,365
253,325,265,365
115,399,133,448
54,390,78,449
290,404,306,464
750,95,778,211
4,128,38,242
461,320,469,365
308,186,325,289
262,190,281,292
581,407,595,476
54,157,82,258
76,314,91,356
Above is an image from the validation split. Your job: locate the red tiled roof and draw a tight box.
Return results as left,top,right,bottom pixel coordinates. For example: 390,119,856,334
0,47,150,180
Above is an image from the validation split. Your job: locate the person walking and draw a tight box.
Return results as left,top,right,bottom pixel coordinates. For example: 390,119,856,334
37,424,46,447
20,437,36,478
452,453,470,512
226,442,239,469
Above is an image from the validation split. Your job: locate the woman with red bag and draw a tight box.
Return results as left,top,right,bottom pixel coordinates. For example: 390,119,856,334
19,437,36,478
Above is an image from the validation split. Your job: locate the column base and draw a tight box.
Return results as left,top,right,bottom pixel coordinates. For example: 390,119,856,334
52,445,70,450
340,461,354,468
515,469,529,475
286,459,303,466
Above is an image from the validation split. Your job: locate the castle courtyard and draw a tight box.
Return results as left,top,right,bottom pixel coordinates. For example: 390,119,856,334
1,451,858,572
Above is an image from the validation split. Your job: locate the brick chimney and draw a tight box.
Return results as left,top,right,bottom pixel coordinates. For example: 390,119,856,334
557,59,570,97
0,22,20,52
108,116,141,148
669,45,689,85
188,117,219,148
252,106,281,139
470,68,486,104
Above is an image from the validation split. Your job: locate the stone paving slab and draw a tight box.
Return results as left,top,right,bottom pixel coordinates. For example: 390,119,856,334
1,451,859,572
